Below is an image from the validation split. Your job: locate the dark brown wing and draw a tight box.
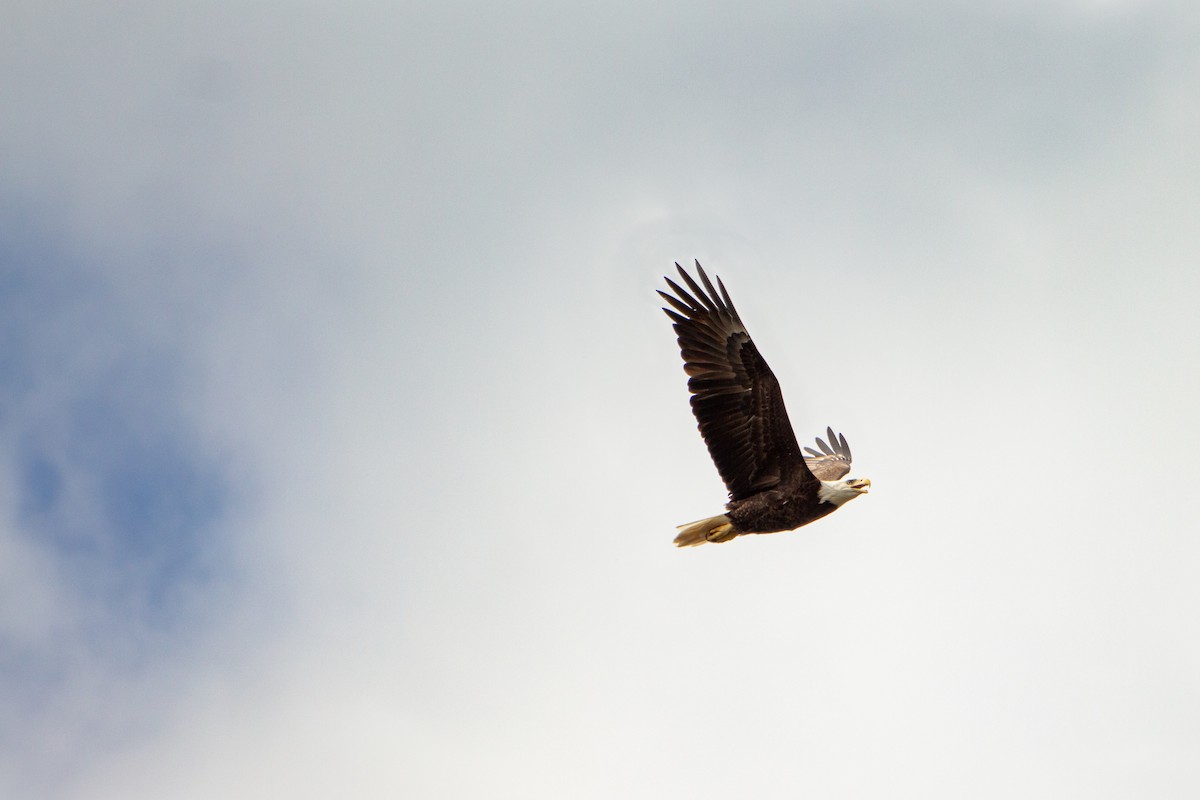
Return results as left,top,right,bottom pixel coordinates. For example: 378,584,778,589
658,261,815,501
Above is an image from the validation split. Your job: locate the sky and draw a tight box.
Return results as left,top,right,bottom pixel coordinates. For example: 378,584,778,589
2,1,1199,797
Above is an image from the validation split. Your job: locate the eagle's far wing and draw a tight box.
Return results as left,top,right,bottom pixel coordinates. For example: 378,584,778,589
659,261,814,501
803,427,853,481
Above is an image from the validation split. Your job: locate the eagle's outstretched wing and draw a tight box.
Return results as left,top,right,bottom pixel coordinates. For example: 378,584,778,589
658,261,814,501
803,427,853,481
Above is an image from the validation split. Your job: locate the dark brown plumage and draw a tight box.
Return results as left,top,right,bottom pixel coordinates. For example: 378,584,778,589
659,261,869,546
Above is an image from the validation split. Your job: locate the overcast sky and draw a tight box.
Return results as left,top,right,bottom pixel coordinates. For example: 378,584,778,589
2,1,1199,797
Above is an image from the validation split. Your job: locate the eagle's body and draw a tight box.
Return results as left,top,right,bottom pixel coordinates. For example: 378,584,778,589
726,481,840,534
659,262,870,546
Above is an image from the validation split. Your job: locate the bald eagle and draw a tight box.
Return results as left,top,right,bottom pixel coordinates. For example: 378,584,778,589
659,262,870,547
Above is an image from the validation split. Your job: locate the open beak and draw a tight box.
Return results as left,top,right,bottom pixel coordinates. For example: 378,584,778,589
850,478,871,494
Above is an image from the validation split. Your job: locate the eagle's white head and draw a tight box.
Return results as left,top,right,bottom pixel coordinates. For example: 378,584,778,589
818,478,871,507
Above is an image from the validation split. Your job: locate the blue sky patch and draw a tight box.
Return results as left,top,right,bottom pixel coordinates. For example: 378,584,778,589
2,215,231,635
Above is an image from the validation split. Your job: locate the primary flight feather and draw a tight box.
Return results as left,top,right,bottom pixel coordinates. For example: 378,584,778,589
659,261,870,546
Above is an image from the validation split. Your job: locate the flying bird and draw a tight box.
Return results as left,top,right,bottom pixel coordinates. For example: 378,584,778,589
659,261,870,546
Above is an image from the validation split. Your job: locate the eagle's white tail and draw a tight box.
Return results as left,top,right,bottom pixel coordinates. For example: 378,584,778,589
673,514,737,547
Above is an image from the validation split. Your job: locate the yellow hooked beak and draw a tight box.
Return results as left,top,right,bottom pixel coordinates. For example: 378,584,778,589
848,478,871,494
